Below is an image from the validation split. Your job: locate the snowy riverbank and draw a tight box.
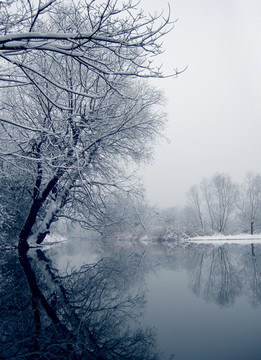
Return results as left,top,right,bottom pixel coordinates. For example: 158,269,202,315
189,233,261,244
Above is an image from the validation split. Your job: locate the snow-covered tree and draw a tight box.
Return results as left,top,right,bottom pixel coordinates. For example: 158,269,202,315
210,173,238,233
0,3,180,358
237,173,261,234
186,174,238,234
2,65,166,253
0,2,180,357
0,163,33,243
0,0,178,104
187,184,204,230
0,0,178,254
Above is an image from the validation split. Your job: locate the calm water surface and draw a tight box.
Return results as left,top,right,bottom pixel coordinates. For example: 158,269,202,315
146,268,261,360
49,240,261,359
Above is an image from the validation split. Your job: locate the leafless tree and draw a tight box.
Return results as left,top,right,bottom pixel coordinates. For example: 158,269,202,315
187,184,204,230
211,174,238,233
186,174,238,234
200,178,216,231
0,0,179,102
0,3,178,355
0,0,180,255
237,173,261,234
2,68,165,253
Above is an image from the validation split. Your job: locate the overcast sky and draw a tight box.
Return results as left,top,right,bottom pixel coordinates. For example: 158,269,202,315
139,0,261,208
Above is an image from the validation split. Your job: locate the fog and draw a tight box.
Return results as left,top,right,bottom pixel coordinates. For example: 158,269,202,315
140,0,261,208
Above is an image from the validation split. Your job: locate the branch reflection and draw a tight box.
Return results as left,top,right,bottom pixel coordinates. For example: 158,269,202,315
241,244,261,306
186,244,261,307
0,249,160,359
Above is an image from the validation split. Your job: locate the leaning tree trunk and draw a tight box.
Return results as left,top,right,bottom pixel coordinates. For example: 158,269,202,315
18,171,63,253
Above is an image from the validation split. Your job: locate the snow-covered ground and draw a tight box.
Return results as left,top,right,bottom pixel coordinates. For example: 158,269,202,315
188,233,261,244
44,233,67,243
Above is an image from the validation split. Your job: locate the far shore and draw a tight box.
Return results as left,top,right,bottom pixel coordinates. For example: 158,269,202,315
189,233,261,244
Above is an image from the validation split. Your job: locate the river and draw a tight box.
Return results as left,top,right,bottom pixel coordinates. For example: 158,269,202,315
1,238,261,359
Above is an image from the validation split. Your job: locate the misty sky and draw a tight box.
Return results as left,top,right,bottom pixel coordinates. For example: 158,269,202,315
139,0,261,208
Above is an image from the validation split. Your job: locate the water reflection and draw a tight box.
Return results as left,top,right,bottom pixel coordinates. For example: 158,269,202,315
183,243,261,307
185,245,242,306
1,241,261,359
0,248,160,359
241,244,261,307
145,242,261,360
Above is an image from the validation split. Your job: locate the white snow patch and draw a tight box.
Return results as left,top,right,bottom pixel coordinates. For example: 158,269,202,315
188,233,261,245
42,233,68,244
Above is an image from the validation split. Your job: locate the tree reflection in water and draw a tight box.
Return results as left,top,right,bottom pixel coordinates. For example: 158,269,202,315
241,244,261,307
0,249,159,360
186,244,261,307
2,242,261,358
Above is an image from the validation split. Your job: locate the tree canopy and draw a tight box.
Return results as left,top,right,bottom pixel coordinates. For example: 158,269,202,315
0,0,177,252
0,2,178,358
0,0,177,105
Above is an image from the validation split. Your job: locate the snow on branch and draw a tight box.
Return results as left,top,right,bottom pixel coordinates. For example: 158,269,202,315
0,0,179,101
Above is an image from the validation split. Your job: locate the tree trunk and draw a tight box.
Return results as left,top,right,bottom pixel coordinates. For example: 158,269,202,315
251,221,254,235
18,199,42,253
18,172,63,251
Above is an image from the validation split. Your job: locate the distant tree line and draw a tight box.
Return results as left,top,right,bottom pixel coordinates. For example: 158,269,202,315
140,172,261,242
186,172,261,235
